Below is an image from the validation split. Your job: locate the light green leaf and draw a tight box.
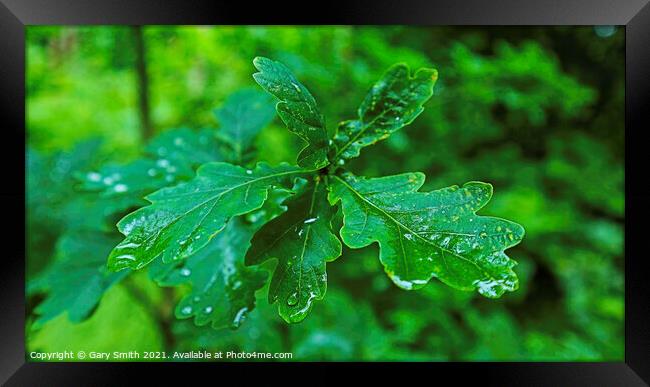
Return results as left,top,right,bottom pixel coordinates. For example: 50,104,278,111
332,64,437,161
29,231,129,326
214,88,276,162
252,56,330,169
108,161,309,271
28,284,164,358
152,218,268,329
79,128,226,209
328,172,524,298
246,178,342,323
145,127,225,167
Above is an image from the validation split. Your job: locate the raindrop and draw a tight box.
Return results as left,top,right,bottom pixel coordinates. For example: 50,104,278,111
203,306,213,314
181,306,192,315
157,159,170,168
87,172,101,182
287,292,299,306
147,168,157,177
114,183,128,193
246,169,253,175
233,307,249,327
180,268,191,276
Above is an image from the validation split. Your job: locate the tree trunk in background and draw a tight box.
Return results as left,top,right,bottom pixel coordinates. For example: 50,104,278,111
133,26,153,141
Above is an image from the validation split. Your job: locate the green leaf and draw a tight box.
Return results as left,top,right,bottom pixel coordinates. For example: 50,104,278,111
28,284,164,358
79,128,226,208
79,159,191,206
252,56,330,169
108,162,309,271
246,178,342,323
29,231,129,326
332,64,437,161
328,172,524,298
214,88,276,162
145,127,225,168
152,218,268,329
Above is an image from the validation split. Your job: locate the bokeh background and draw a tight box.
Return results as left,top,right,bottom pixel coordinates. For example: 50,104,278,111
26,26,624,361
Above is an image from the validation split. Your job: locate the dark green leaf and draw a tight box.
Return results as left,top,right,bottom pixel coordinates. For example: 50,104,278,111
152,218,268,329
252,56,330,169
108,162,309,271
332,64,437,161
246,178,342,323
29,231,129,326
328,172,524,298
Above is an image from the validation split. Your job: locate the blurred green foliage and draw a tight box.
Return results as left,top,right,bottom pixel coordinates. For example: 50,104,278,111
26,26,623,361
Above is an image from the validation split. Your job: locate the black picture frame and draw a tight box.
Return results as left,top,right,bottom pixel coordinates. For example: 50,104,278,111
2,0,648,384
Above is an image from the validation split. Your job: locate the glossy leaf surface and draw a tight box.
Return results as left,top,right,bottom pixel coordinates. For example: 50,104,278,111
108,162,308,271
332,64,437,161
329,172,524,298
246,178,342,323
253,57,330,169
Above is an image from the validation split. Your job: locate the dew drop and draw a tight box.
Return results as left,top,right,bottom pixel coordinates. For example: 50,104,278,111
87,172,101,182
180,268,191,277
157,159,170,168
246,169,253,175
203,306,213,314
233,307,249,327
113,183,128,193
287,292,299,306
303,217,318,224
147,168,157,177
181,306,192,315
